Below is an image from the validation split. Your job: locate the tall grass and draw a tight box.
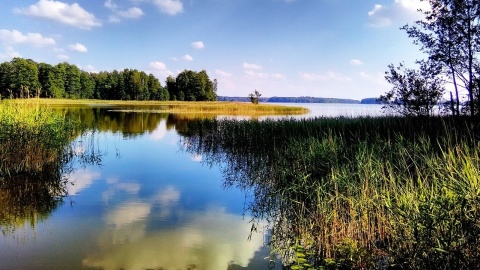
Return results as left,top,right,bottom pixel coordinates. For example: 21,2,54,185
179,116,480,269
0,100,75,176
10,98,310,116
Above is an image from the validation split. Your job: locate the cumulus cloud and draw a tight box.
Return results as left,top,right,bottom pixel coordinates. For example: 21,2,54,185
215,69,232,77
152,0,183,15
299,71,351,82
69,42,88,53
183,54,193,61
118,7,144,18
243,62,262,70
15,0,102,30
368,0,430,27
350,59,363,66
0,29,56,46
105,0,144,22
191,41,204,49
149,61,174,78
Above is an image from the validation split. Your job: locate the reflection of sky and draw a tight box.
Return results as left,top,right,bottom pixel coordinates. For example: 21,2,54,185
0,120,272,269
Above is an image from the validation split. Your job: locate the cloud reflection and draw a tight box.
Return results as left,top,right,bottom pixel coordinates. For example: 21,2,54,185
83,186,266,270
66,169,101,195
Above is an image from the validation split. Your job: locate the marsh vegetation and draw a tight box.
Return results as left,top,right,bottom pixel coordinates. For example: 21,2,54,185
179,116,480,269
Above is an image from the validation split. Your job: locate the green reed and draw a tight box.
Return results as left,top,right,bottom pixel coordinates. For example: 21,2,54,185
179,116,480,269
0,100,75,176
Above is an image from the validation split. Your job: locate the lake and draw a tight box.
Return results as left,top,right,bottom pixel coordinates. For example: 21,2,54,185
0,103,385,270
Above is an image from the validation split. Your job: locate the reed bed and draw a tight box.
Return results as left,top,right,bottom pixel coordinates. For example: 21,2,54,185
10,98,309,116
179,116,480,269
0,100,75,176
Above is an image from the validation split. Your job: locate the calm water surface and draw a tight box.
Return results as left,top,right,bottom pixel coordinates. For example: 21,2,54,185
0,103,384,269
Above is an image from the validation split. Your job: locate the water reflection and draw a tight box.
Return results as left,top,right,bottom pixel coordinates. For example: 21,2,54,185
0,129,104,236
2,106,293,269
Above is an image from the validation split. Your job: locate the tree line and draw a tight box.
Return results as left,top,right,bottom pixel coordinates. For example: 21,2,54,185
0,58,217,101
380,0,480,117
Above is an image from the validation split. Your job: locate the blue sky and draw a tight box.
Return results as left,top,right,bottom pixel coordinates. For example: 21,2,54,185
0,0,430,99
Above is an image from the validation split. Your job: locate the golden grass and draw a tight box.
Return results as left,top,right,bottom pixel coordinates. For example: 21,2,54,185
10,98,310,116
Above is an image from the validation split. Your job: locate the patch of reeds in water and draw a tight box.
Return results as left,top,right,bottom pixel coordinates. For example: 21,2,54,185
10,98,309,116
179,116,480,269
0,100,75,176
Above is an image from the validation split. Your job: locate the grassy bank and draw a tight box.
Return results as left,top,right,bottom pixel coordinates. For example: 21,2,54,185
0,100,75,176
8,98,309,116
179,116,480,269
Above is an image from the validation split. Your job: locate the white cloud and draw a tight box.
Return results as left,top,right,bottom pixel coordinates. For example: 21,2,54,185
243,62,262,70
117,7,144,18
395,0,430,12
150,61,167,70
152,0,183,15
191,41,204,49
299,71,351,82
183,54,193,61
368,0,429,27
0,47,21,60
15,0,102,30
0,29,56,47
149,61,174,78
215,69,232,77
350,59,363,66
105,0,119,10
105,0,144,21
69,42,88,53
367,4,392,27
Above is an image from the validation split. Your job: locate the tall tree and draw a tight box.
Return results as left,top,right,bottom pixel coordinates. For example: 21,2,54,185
10,58,40,98
402,0,480,116
166,75,178,101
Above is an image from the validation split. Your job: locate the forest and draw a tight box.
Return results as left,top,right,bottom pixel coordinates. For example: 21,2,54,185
0,58,217,102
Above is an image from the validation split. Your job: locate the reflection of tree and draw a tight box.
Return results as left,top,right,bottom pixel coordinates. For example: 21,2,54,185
59,107,169,137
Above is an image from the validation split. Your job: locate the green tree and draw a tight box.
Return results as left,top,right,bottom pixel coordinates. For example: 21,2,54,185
249,90,262,104
52,63,67,98
379,62,445,116
0,62,13,98
80,71,95,99
65,64,81,98
166,75,178,101
402,0,480,116
10,58,40,98
37,62,56,98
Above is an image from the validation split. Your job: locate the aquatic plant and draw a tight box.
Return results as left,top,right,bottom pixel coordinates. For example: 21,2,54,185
0,100,75,176
179,116,480,269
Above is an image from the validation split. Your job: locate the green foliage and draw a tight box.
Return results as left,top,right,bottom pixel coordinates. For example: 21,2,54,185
0,100,75,176
167,69,217,101
380,62,445,116
179,116,480,269
249,89,262,104
401,0,480,116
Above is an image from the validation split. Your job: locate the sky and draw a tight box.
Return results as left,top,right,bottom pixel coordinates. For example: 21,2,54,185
0,0,431,100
